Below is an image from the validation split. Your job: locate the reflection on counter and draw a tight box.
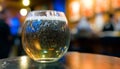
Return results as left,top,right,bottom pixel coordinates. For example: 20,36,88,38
0,56,67,69
19,56,29,69
0,52,120,69
65,52,120,69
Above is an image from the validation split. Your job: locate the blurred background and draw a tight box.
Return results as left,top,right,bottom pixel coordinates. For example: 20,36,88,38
0,0,120,59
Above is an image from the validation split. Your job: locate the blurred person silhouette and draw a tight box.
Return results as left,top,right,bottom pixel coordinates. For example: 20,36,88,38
8,16,23,56
87,16,98,34
115,17,120,31
113,9,120,31
102,12,115,31
94,13,104,33
70,17,94,53
101,13,115,56
77,17,91,32
0,10,12,59
76,17,92,37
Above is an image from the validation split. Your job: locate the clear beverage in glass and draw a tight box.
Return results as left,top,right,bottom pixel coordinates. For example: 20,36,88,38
22,10,70,63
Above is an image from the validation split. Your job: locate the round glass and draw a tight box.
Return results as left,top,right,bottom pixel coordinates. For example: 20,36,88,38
22,10,70,63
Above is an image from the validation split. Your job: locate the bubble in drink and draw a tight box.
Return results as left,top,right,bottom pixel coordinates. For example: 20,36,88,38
22,16,70,63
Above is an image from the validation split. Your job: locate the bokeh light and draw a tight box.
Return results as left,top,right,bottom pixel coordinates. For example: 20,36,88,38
22,0,30,6
20,8,28,16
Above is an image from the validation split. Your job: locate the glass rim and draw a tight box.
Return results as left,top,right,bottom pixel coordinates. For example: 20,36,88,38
29,10,65,14
25,10,67,21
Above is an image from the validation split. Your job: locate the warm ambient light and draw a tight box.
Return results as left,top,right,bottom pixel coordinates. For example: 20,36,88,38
81,0,93,8
20,8,28,16
68,1,80,22
22,0,30,6
71,1,80,13
0,5,2,12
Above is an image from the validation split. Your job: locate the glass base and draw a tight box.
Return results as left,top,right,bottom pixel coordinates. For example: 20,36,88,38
35,58,59,63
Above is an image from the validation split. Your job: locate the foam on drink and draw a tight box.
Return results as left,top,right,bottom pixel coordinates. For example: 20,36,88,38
25,16,67,22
